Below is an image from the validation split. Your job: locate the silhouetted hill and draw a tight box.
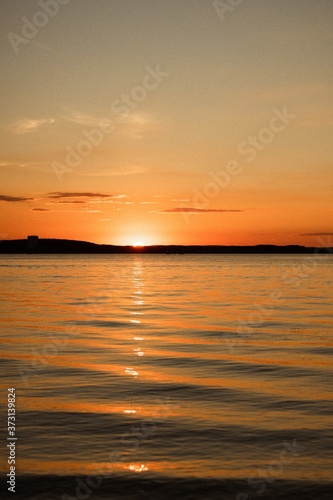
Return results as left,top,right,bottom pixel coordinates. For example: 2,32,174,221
0,238,331,254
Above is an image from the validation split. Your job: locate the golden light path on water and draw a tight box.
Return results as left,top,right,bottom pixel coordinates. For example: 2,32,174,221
0,254,332,484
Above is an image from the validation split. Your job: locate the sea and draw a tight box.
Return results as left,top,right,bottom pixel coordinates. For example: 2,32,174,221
0,253,332,500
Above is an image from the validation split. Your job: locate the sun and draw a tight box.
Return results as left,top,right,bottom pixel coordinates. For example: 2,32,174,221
132,241,144,247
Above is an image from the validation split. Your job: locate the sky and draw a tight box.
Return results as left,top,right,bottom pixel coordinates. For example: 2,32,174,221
0,0,332,246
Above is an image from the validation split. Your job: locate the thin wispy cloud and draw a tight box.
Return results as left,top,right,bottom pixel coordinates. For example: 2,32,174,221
159,207,245,214
79,209,102,213
0,160,47,172
12,118,55,134
120,112,153,139
63,110,153,140
32,208,50,212
62,112,106,127
77,165,146,177
0,161,15,167
47,200,86,205
48,209,102,214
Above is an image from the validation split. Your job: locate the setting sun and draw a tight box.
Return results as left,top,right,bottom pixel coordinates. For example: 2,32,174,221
0,0,332,248
1,2,333,498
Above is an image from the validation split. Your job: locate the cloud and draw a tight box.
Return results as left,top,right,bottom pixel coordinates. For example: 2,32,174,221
0,195,33,202
88,196,128,205
159,207,244,214
62,112,106,127
12,117,55,134
120,112,153,139
77,165,146,177
0,161,14,167
32,208,50,212
300,232,333,236
46,192,117,199
63,110,153,140
47,200,86,205
0,160,46,171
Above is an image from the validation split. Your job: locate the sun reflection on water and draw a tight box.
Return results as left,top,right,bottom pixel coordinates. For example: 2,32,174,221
125,367,138,378
129,464,148,473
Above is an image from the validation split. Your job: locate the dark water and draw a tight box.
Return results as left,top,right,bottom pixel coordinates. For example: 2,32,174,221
0,254,332,499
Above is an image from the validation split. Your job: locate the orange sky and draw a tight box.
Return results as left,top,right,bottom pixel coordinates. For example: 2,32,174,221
0,0,332,246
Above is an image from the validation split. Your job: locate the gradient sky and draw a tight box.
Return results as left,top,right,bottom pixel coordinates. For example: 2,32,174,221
0,0,332,246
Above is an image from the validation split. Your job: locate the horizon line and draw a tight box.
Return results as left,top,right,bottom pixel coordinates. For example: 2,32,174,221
1,236,332,250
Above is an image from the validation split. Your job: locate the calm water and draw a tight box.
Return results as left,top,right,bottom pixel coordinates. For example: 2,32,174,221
0,254,332,499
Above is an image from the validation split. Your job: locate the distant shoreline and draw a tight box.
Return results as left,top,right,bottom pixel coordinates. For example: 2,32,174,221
0,238,331,254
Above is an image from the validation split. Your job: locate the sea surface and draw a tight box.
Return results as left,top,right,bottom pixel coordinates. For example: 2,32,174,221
0,254,332,500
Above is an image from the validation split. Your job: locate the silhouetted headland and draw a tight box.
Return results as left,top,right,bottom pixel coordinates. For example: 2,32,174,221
0,237,331,254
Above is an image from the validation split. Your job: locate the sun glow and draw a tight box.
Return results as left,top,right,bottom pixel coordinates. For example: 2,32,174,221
133,241,144,247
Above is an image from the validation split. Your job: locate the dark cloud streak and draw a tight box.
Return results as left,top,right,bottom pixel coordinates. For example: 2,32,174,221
46,192,116,199
0,195,33,202
50,201,85,204
300,232,333,236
